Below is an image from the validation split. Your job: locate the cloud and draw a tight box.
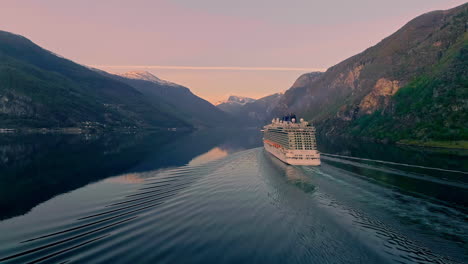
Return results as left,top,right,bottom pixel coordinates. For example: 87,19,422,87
91,65,326,72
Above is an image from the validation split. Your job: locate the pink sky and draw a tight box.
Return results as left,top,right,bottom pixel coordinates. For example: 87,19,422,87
1,0,465,102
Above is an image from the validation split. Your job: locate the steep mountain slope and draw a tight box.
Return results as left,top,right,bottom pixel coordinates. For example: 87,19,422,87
274,72,323,115
275,3,468,143
216,95,256,115
0,31,190,129
109,71,234,128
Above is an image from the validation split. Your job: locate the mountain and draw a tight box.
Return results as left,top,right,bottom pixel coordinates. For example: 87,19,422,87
117,71,178,87
290,72,324,89
220,73,323,125
108,71,234,128
216,95,256,114
237,93,284,124
216,95,256,105
274,72,323,115
0,30,192,130
274,3,468,145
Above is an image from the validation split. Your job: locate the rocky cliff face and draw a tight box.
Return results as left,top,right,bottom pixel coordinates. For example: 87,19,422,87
274,3,468,142
0,92,35,117
357,78,401,116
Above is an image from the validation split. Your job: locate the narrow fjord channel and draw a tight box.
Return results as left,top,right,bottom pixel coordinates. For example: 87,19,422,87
0,130,466,263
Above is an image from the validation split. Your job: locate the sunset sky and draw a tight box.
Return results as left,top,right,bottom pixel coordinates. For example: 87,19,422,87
1,0,465,102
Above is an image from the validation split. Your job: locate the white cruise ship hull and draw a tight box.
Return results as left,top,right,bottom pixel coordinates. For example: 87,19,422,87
264,140,321,166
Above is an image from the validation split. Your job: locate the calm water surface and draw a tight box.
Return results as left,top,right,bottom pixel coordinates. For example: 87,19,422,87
0,130,467,263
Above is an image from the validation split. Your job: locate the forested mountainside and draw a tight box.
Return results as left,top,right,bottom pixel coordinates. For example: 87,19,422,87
0,30,238,130
0,30,192,130
274,3,467,144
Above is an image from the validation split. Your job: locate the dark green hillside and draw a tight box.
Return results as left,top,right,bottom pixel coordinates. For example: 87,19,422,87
346,38,468,141
0,31,189,129
274,3,468,147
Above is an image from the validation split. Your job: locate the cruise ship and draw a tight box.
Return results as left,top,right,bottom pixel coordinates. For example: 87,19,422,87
263,114,321,166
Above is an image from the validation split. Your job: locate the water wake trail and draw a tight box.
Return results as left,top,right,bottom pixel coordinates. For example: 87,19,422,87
321,155,468,189
1,148,465,264
321,153,468,175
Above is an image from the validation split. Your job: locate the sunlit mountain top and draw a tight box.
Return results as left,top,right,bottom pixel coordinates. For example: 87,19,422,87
215,95,256,106
117,71,178,87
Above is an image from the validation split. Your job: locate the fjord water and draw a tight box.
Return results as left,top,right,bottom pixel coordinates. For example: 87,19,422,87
0,130,466,264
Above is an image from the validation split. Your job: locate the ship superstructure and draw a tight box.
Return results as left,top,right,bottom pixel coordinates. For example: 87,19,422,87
263,114,320,166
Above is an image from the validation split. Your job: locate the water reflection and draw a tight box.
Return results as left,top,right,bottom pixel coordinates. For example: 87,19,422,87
284,164,316,194
188,147,229,166
1,132,467,263
0,129,262,220
105,173,145,184
263,150,317,195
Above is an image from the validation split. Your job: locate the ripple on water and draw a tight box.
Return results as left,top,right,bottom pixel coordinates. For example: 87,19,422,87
0,148,466,263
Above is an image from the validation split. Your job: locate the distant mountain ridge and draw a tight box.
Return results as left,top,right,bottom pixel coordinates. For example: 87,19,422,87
238,93,284,124
216,73,324,124
216,95,256,115
107,71,234,128
216,95,256,106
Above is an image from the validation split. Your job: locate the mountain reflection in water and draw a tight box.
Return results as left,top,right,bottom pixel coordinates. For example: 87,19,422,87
0,129,262,220
0,130,467,264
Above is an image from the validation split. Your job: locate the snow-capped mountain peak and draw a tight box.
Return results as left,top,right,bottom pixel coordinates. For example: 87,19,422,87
117,71,178,87
215,95,256,106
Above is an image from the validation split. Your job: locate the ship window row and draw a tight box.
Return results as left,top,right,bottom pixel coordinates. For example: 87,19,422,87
290,147,317,150
288,142,316,149
289,139,315,144
290,157,303,160
289,156,318,160
289,147,316,150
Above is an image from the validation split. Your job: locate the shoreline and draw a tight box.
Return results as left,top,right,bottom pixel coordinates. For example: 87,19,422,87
3,127,467,150
318,132,468,150
0,126,193,135
396,140,468,150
